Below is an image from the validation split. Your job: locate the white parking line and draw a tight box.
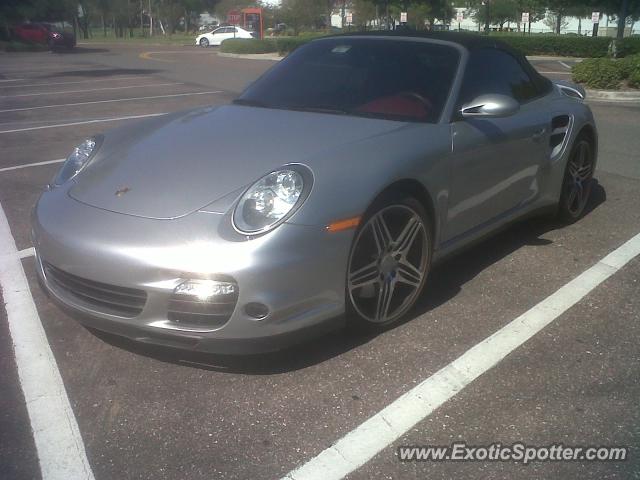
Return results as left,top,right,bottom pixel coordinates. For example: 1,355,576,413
0,76,151,89
559,61,571,69
0,202,95,480
283,232,640,480
0,112,166,134
0,91,223,113
0,159,65,173
0,83,182,98
0,79,24,83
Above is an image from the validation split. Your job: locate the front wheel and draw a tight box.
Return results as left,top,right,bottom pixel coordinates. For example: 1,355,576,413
199,38,209,47
347,195,432,329
557,136,595,223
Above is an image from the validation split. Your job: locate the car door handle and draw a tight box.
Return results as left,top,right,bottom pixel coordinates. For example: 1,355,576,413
531,128,546,142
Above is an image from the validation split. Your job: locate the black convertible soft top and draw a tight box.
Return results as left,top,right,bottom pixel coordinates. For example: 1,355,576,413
333,30,512,51
328,30,553,95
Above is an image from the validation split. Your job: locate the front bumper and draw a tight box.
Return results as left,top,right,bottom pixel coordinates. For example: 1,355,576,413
49,35,75,48
32,187,350,353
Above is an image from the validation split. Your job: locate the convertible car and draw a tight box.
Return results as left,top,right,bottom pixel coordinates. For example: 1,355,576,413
32,32,597,353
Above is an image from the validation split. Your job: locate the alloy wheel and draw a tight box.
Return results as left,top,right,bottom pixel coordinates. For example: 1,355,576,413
563,140,594,217
348,204,429,324
200,38,209,47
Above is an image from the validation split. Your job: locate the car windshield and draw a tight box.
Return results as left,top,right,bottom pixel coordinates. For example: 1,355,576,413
236,38,460,123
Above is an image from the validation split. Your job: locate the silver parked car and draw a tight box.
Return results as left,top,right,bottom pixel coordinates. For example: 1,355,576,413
32,33,597,353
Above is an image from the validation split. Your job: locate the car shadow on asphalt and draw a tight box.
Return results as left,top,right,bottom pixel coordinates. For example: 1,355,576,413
413,180,606,318
87,181,606,374
45,68,162,78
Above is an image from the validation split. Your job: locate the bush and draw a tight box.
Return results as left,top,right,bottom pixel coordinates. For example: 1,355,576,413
220,32,640,59
629,71,640,88
622,54,640,87
616,36,640,58
572,58,626,89
274,36,315,55
220,38,277,54
220,35,323,55
497,35,611,58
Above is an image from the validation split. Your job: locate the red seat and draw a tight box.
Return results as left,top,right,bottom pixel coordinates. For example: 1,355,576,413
355,93,432,120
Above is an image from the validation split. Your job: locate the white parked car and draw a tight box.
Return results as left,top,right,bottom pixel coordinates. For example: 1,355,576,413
195,26,253,47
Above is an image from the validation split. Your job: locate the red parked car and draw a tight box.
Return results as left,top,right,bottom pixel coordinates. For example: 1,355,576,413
12,23,76,49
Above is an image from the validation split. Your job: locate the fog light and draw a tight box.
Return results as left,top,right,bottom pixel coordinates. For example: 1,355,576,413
174,280,236,301
245,302,269,319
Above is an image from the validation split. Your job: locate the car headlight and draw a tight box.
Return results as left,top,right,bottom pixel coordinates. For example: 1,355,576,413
52,136,102,186
233,166,312,234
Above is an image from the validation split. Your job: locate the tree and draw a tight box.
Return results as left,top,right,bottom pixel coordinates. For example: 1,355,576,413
352,0,377,28
280,0,325,33
545,0,574,34
407,2,431,29
565,3,590,34
471,0,519,30
426,0,455,26
594,0,640,39
543,11,568,32
515,0,546,32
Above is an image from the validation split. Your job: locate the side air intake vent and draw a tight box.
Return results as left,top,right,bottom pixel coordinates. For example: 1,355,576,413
549,115,572,159
555,81,586,100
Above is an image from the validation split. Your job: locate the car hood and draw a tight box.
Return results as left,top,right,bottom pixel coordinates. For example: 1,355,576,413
69,105,405,219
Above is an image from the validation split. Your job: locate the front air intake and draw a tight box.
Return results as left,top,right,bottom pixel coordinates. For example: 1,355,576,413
44,263,147,318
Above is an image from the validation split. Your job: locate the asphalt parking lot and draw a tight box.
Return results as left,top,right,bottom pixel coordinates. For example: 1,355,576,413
1,45,640,480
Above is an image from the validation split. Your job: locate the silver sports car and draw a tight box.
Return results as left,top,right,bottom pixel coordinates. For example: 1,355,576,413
32,32,597,353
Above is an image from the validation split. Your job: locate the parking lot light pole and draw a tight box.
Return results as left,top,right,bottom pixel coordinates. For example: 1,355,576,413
483,0,490,32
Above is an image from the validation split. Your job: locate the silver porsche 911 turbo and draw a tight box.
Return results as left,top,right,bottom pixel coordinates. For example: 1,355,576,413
32,32,597,354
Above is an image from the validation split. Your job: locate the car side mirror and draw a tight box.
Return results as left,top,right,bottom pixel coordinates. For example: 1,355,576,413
460,94,519,118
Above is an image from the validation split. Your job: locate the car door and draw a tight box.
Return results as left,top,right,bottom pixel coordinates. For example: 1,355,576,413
443,48,550,243
210,27,225,44
19,24,36,42
35,24,49,43
214,27,235,44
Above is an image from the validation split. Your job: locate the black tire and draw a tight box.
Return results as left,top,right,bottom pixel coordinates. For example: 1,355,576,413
346,193,433,330
199,38,209,47
557,135,595,223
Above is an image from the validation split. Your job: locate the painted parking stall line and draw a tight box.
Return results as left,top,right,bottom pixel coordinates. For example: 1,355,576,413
0,202,94,480
0,159,66,174
283,231,640,480
0,82,182,98
0,76,154,90
0,91,223,113
0,112,167,134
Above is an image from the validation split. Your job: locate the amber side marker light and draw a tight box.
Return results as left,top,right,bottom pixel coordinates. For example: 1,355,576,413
326,216,361,233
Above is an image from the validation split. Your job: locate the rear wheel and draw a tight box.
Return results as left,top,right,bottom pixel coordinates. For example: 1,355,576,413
347,195,432,329
199,38,209,47
557,136,595,223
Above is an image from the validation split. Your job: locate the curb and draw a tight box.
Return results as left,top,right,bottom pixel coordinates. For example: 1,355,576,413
218,52,282,61
526,55,583,62
78,42,193,47
586,89,640,102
